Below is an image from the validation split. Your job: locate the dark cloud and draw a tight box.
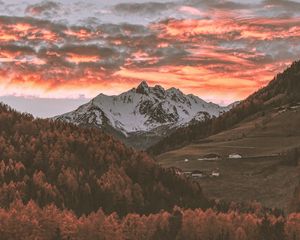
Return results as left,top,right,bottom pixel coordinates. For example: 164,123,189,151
112,2,176,15
79,17,100,27
0,44,35,55
25,1,61,16
184,0,252,10
263,0,300,10
153,47,189,66
60,45,115,57
97,23,150,37
214,1,252,10
36,44,124,71
0,15,50,25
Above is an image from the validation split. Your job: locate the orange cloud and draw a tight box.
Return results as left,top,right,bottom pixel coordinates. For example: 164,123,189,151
125,51,161,66
0,51,22,61
185,46,253,66
152,17,300,41
0,68,137,98
0,33,18,41
64,29,94,40
0,21,61,43
66,53,100,64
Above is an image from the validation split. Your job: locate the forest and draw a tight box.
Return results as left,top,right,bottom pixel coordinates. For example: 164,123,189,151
1,102,300,240
1,200,300,240
0,103,209,217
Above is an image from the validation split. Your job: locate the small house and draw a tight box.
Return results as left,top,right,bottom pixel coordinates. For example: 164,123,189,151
229,153,242,159
211,171,220,177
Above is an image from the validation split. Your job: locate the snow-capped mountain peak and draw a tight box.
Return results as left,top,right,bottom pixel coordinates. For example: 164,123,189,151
136,81,150,94
54,81,235,142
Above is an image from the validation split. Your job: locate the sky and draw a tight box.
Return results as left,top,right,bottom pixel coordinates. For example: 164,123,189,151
1,0,300,117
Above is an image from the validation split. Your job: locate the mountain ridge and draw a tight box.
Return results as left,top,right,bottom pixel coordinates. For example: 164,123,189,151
54,81,235,148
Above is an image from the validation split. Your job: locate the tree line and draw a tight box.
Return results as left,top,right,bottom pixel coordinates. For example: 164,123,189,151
1,200,300,240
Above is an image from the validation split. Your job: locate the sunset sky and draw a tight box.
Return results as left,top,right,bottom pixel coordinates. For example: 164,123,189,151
1,0,300,117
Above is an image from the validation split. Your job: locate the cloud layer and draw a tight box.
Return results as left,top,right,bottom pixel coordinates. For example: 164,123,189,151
1,0,300,104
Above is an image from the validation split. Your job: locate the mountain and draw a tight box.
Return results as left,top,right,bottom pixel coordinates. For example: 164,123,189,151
0,103,209,217
54,81,234,149
148,60,300,155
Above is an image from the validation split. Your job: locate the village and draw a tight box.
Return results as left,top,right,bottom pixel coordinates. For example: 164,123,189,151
167,147,297,181
168,152,276,179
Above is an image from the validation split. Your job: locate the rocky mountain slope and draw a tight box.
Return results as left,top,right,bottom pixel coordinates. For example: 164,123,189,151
54,81,234,149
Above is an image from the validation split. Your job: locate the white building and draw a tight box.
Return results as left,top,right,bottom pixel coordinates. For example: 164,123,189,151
229,153,242,159
211,171,220,177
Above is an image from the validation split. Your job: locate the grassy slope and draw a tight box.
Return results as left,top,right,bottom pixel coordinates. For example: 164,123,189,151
157,105,300,211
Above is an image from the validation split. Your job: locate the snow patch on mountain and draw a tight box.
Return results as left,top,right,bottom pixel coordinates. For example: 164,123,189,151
54,81,234,136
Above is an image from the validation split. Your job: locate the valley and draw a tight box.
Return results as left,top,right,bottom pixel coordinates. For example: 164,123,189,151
157,105,300,211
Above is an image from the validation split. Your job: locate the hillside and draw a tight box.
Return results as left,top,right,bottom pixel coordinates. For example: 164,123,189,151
157,104,300,211
54,81,233,149
2,103,300,240
1,103,299,237
148,61,300,155
152,61,300,212
0,103,209,217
